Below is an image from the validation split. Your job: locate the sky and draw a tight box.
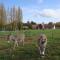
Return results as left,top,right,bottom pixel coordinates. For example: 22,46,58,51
0,0,60,24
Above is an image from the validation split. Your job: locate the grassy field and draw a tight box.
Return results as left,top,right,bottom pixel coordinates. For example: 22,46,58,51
0,29,60,60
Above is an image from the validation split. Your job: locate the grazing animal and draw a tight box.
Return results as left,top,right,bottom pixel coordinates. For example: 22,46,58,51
8,33,25,49
38,34,47,57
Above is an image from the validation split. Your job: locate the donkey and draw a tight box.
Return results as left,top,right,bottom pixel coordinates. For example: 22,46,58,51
7,33,25,49
38,34,47,57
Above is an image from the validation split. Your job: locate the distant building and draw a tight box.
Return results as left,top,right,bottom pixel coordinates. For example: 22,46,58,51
32,24,45,29
23,23,29,30
32,25,38,29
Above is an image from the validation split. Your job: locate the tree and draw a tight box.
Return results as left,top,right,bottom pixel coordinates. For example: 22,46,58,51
9,6,16,30
16,7,23,30
9,6,23,31
48,22,54,29
27,21,32,29
31,21,36,25
55,22,60,28
0,4,7,30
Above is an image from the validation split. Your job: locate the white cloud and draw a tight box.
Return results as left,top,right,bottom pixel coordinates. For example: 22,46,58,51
39,9,60,18
22,7,60,23
22,7,40,16
22,7,60,19
22,7,41,22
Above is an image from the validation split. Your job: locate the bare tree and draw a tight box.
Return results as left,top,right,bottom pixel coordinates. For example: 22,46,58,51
17,7,23,30
9,6,23,31
0,4,7,30
9,6,16,30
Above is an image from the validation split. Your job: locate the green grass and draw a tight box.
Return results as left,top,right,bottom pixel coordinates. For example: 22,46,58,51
0,29,60,60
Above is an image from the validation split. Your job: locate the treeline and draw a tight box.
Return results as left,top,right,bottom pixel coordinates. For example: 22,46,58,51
47,22,60,29
0,4,22,31
23,21,60,29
